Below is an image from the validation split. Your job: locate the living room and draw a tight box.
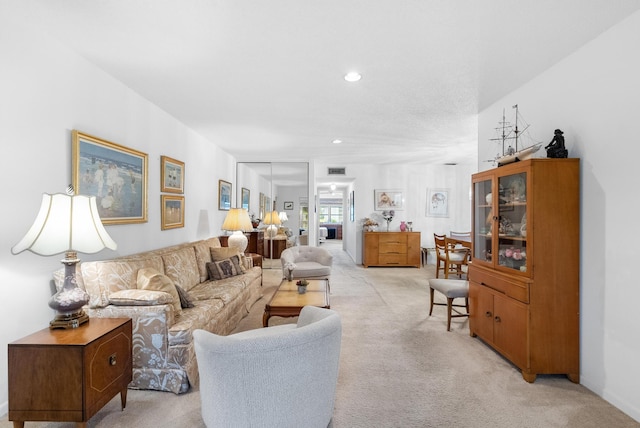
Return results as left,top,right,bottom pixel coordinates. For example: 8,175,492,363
1,2,639,426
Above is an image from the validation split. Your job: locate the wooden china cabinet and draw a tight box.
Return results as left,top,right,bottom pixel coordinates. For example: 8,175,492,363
469,158,580,383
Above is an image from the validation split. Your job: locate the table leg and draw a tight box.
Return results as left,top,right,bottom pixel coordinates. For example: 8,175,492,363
262,310,270,327
12,421,24,428
120,387,128,410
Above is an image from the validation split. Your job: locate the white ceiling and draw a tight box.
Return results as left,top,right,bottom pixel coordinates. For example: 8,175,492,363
12,1,640,170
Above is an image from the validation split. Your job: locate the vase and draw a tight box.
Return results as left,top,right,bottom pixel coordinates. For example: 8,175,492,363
297,285,307,294
400,221,407,232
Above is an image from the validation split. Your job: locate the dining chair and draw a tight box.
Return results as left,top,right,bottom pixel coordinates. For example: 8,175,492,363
435,233,470,279
450,231,471,241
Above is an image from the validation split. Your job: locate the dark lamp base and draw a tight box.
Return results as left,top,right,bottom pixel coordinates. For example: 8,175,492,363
50,310,89,329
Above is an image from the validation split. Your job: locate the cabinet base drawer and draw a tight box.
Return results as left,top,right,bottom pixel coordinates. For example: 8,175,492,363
469,265,530,303
378,254,407,265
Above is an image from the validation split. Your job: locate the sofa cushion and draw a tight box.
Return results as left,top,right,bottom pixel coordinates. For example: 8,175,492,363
162,247,200,292
210,247,246,272
176,285,195,308
206,256,244,280
109,289,174,306
137,267,182,314
81,256,165,308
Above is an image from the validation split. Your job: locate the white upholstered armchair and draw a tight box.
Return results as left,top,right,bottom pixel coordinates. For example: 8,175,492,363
193,306,342,428
280,246,333,279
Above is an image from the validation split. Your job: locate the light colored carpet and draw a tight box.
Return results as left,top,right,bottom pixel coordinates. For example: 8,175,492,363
2,240,638,427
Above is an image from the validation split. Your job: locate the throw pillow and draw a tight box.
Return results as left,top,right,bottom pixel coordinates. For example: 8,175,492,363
136,267,182,315
175,285,195,308
109,289,174,306
206,257,243,280
210,247,247,272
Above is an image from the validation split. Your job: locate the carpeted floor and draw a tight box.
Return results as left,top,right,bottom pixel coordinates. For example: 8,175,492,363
2,240,638,427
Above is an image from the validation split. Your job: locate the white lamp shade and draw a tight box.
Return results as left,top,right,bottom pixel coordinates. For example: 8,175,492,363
221,208,253,232
262,210,281,226
278,211,288,223
12,193,117,256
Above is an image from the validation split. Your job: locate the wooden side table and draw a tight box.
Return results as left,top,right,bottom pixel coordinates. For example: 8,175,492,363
246,252,263,268
8,318,133,428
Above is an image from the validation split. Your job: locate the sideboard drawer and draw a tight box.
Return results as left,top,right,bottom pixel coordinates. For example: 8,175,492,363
378,254,407,265
469,265,530,304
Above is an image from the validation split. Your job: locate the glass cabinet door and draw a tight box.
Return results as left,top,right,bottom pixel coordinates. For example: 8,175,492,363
496,171,528,274
473,178,493,265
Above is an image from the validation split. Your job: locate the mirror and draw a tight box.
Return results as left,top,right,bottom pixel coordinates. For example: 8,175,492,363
236,162,309,269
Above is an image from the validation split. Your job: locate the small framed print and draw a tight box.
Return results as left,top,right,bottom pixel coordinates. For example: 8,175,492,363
284,201,294,210
241,187,250,211
161,195,184,230
161,156,184,193
427,188,449,217
374,189,404,210
219,180,232,211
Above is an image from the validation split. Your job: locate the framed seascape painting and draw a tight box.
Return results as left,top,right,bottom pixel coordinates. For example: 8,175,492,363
284,201,294,210
161,195,185,230
72,130,148,225
219,180,232,211
427,188,449,217
160,156,184,193
241,187,250,211
374,189,404,210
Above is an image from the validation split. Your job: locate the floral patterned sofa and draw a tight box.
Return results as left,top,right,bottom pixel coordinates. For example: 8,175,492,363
53,237,262,394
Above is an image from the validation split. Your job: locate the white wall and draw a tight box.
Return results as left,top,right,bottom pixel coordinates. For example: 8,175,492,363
0,12,236,414
321,163,476,265
478,11,640,422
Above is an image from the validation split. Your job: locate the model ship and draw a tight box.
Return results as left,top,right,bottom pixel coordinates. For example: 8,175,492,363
490,104,542,166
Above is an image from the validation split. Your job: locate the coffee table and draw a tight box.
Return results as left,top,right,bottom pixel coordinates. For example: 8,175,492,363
263,278,330,327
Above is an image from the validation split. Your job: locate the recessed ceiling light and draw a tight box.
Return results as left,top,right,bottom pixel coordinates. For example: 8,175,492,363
344,72,362,82
332,139,343,144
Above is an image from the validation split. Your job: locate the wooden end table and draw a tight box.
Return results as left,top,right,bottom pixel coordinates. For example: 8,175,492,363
263,278,330,327
8,318,133,428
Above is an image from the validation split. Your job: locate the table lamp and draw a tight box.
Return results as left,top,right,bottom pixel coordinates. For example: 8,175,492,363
221,208,254,254
262,210,281,238
278,211,288,224
12,189,117,329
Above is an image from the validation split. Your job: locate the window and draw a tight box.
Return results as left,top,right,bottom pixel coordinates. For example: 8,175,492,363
319,205,342,224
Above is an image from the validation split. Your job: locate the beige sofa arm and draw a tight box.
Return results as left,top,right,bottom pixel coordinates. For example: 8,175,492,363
86,304,174,368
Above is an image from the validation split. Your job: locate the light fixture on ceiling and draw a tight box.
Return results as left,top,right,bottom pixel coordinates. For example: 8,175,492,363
344,72,362,82
332,139,342,144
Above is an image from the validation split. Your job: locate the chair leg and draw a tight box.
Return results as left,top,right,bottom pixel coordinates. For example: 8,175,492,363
429,288,435,316
446,297,453,331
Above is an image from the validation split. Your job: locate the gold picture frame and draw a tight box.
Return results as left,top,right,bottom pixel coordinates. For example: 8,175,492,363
72,130,148,224
161,195,185,230
161,156,185,193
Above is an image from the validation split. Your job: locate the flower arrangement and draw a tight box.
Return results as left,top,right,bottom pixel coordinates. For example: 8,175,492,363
250,213,261,228
499,247,526,268
363,217,378,232
296,279,309,286
284,262,296,281
382,210,395,231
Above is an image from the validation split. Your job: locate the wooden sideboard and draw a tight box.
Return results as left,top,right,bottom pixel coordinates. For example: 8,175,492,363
363,231,421,268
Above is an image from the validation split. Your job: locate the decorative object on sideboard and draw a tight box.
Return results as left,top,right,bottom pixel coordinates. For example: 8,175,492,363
11,186,117,329
407,221,413,232
545,129,568,158
400,221,407,232
222,208,254,254
362,217,378,232
382,210,395,231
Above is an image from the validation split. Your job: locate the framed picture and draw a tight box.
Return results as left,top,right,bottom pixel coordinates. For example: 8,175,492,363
72,130,148,225
241,187,250,211
219,180,232,211
160,156,184,193
284,201,294,210
374,189,404,210
427,188,449,217
349,190,355,222
161,195,185,230
259,192,265,219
